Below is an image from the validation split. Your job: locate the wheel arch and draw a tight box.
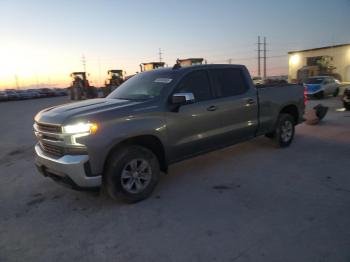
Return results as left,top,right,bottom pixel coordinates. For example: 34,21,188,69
103,135,168,177
279,104,299,124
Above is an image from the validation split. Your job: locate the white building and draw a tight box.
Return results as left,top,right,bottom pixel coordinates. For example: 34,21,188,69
288,43,350,83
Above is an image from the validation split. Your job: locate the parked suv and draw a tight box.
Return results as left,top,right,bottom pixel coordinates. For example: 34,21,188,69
304,76,340,98
34,65,304,202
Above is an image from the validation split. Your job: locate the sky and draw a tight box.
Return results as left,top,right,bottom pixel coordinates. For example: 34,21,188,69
0,0,350,89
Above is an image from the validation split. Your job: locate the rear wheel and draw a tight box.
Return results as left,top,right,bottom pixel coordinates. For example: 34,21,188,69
316,91,324,99
267,113,295,148
105,145,160,203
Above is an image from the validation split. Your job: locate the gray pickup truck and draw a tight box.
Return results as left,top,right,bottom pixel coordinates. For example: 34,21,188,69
34,64,304,202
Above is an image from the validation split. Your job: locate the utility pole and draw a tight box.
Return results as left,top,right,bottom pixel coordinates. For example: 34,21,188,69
15,75,19,90
36,74,39,88
158,48,163,62
263,37,267,79
257,36,261,77
98,57,102,87
81,54,87,72
228,58,232,64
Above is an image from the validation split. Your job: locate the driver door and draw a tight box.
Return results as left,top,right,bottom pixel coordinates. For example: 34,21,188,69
166,70,225,162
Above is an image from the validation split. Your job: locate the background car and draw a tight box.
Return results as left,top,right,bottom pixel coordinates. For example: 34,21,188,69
304,76,340,99
27,89,42,98
5,90,20,100
38,88,56,97
16,90,32,99
342,87,350,110
53,88,68,96
0,91,8,101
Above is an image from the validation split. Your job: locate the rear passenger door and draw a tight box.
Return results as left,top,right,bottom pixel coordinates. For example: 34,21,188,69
208,68,258,144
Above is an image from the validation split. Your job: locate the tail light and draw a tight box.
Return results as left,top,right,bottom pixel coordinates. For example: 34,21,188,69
303,85,308,106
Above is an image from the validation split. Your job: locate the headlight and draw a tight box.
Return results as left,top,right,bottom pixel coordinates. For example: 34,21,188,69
62,122,98,135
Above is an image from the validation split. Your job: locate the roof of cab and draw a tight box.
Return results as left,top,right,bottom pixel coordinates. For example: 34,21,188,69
150,64,246,73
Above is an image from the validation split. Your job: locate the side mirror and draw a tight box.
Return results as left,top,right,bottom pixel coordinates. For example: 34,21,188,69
171,92,195,105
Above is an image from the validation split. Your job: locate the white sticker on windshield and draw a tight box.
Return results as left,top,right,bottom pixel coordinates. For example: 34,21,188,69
154,78,172,84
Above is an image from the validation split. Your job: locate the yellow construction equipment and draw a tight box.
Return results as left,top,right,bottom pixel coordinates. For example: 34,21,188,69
140,62,165,72
69,72,97,100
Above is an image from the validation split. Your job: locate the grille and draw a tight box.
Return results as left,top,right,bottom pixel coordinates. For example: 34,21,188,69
39,141,64,158
36,122,62,133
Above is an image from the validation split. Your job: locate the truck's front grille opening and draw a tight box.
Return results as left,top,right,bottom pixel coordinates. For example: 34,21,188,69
36,122,62,134
39,141,64,158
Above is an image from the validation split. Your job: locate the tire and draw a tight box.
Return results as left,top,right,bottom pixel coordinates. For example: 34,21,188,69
105,145,160,203
333,88,339,97
269,113,295,148
344,102,350,111
316,91,324,99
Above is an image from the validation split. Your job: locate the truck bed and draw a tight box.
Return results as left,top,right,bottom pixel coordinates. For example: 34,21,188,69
256,84,305,135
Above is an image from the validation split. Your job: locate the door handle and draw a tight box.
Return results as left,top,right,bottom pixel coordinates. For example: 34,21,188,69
246,98,255,105
207,105,217,111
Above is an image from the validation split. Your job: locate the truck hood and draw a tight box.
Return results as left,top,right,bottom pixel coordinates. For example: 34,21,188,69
35,98,144,125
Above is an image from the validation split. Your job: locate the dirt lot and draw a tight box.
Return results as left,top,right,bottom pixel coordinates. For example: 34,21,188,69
0,96,349,262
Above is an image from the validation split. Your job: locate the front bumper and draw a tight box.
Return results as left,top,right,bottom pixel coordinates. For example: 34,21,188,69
34,144,102,188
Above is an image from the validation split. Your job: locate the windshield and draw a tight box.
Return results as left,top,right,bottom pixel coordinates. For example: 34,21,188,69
107,71,175,100
306,78,324,84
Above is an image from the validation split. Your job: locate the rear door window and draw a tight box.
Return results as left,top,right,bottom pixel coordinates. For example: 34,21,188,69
177,70,212,102
306,78,324,84
210,68,249,97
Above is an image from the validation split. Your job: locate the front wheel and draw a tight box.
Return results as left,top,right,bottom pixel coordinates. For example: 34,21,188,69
105,145,160,203
268,113,295,148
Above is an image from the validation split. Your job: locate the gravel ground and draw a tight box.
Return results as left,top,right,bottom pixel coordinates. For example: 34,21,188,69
0,96,349,262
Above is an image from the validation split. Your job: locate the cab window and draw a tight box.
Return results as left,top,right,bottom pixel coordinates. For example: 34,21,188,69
210,68,248,97
177,70,212,102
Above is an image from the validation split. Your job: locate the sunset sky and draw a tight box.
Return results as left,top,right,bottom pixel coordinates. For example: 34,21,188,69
1,0,350,89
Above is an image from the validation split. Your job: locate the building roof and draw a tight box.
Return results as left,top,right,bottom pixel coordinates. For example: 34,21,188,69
177,58,204,62
288,43,350,54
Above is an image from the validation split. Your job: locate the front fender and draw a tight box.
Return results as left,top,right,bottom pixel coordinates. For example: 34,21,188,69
80,113,167,175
